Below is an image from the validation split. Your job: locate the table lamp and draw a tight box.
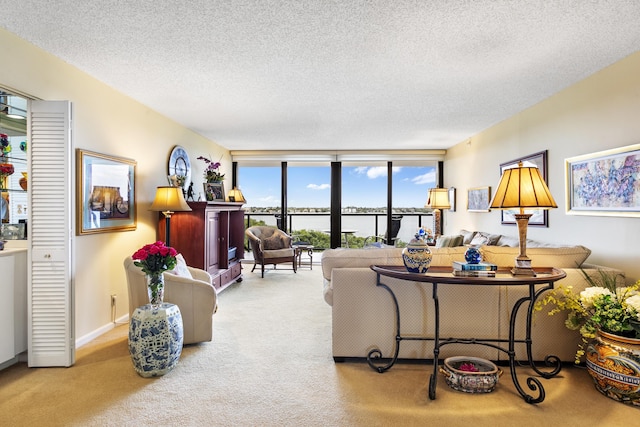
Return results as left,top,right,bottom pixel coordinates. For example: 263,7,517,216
489,162,557,276
425,188,451,237
227,186,246,203
149,186,192,247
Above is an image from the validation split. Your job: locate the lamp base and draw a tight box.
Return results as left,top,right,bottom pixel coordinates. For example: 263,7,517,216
511,266,537,277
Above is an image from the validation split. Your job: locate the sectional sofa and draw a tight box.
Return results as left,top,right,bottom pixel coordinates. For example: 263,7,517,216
321,236,624,364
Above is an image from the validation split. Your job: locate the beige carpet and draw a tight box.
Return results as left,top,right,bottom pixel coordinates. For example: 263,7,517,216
0,264,637,426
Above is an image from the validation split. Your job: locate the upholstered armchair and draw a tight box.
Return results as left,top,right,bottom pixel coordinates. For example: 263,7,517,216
124,255,217,345
245,226,297,278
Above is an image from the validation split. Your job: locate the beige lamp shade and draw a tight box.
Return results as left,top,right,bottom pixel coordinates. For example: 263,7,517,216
489,163,557,211
149,186,192,213
227,187,246,203
425,188,451,210
489,162,557,276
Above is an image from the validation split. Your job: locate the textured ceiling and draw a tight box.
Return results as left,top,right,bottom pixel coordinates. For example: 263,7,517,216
1,1,640,151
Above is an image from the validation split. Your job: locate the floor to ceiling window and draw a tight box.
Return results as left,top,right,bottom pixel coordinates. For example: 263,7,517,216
237,165,281,227
233,151,443,248
392,163,437,244
286,164,331,242
341,163,389,246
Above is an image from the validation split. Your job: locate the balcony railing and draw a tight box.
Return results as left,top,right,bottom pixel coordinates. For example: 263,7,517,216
243,211,435,250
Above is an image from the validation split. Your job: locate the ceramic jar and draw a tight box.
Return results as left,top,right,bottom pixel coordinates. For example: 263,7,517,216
440,356,501,393
586,330,640,406
402,237,432,273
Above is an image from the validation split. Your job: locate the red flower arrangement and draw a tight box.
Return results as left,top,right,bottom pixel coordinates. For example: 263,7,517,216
0,163,14,176
132,241,178,276
458,362,480,372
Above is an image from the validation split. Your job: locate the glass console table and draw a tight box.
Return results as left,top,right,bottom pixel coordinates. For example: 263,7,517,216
369,265,567,404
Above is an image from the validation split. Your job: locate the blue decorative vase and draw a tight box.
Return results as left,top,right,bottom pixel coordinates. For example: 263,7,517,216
402,237,432,273
464,245,482,264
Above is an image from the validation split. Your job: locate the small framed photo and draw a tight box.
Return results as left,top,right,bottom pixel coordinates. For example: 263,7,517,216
204,182,225,201
467,186,491,212
448,187,456,212
566,143,640,217
77,149,137,235
500,150,548,226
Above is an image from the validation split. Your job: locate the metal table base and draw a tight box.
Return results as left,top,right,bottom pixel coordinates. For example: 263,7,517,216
367,265,566,404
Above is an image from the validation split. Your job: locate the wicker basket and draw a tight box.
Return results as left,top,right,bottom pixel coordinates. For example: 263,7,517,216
439,356,502,393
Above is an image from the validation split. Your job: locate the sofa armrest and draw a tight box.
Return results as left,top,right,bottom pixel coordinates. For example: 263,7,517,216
186,266,213,284
163,273,217,344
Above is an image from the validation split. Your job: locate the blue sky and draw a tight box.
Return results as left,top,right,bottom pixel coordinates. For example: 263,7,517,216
239,165,436,208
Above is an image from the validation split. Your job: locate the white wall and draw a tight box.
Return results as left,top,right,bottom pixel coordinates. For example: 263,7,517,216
444,51,640,284
0,28,231,343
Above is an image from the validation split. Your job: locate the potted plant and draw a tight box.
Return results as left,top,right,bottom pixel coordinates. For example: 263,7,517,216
536,269,640,405
197,155,225,183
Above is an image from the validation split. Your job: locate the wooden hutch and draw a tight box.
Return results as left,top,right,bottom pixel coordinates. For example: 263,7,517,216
158,201,245,292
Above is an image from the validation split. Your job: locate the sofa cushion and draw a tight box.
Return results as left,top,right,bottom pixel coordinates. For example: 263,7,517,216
435,234,464,248
481,245,591,268
263,234,285,250
460,229,477,245
496,235,519,247
321,247,404,282
472,231,502,246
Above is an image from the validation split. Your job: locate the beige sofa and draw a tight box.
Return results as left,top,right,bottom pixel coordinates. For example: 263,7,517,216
321,245,624,363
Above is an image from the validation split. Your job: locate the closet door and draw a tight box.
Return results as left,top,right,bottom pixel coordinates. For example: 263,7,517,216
28,100,74,367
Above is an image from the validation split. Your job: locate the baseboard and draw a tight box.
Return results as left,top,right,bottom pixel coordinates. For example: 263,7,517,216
75,313,129,348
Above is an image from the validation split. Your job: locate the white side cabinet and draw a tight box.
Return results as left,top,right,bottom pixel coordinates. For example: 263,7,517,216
0,248,27,369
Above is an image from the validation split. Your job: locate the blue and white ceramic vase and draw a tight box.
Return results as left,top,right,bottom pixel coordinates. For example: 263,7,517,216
129,303,184,378
464,245,482,264
402,236,432,273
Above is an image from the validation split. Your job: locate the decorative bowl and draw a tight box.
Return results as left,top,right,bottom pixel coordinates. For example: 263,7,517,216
439,356,501,393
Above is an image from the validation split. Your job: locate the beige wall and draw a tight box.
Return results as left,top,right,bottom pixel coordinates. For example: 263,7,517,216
0,28,231,343
444,51,640,284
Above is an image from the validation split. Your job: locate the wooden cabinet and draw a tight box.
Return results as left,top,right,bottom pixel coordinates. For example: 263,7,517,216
158,201,245,291
0,248,27,370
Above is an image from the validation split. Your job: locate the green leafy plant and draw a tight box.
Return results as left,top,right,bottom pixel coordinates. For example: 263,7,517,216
536,268,640,363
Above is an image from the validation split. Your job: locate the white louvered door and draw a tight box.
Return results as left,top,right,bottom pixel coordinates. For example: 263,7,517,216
28,100,75,367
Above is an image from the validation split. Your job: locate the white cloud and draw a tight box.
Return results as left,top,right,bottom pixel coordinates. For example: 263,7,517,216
354,166,368,175
412,170,436,185
365,166,402,179
307,183,330,190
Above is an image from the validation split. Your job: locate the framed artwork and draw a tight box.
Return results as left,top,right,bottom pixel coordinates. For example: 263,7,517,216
565,143,640,217
467,186,491,212
448,187,456,212
77,149,136,235
204,182,225,201
499,150,549,227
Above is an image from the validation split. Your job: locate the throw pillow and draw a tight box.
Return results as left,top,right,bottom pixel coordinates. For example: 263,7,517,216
263,235,284,250
459,229,477,245
435,234,464,248
469,234,490,246
167,253,193,279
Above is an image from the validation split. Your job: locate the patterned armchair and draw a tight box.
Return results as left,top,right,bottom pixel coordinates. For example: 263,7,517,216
245,226,297,278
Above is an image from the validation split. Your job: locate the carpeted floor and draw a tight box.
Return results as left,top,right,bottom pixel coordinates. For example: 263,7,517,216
0,264,637,426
